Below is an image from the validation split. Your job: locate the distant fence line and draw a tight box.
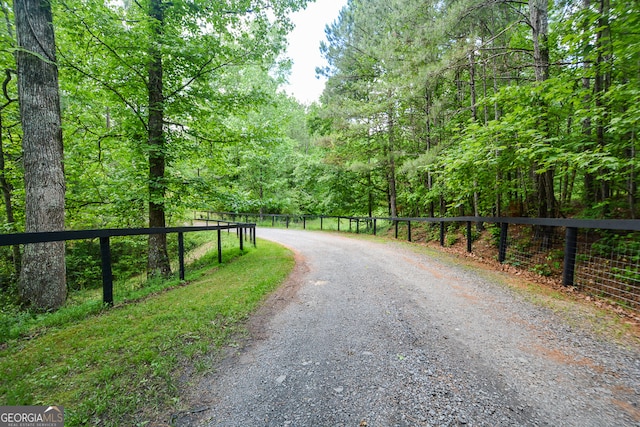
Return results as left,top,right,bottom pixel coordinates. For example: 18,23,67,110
0,222,256,305
198,211,640,314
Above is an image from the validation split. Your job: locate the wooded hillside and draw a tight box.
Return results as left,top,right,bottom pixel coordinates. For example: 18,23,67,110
314,0,639,220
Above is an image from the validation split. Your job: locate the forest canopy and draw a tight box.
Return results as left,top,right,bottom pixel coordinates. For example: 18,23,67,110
0,0,638,307
315,0,639,220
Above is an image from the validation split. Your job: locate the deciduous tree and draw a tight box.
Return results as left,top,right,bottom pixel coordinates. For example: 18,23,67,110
14,0,66,309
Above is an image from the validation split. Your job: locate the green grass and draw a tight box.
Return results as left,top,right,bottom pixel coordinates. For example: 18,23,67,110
0,231,242,343
0,238,294,426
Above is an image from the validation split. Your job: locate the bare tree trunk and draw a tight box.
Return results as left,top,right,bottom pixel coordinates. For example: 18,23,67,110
147,0,171,277
529,0,557,219
387,100,398,218
469,51,482,226
493,56,503,216
469,52,477,122
367,168,373,218
629,133,637,218
14,0,66,310
594,0,612,207
530,0,549,83
0,116,20,274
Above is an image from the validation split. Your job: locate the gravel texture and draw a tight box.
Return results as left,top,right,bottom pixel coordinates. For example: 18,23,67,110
173,228,640,427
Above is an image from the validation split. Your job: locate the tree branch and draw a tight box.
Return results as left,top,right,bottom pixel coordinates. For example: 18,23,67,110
58,49,148,131
0,69,17,112
59,0,148,85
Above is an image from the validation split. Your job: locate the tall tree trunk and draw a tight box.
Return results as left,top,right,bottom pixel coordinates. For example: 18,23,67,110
14,0,66,310
629,134,637,218
469,52,477,122
424,87,435,217
529,0,556,219
0,116,20,275
582,0,596,206
594,0,612,207
147,0,171,277
493,56,502,216
387,101,398,218
367,168,373,218
469,51,482,226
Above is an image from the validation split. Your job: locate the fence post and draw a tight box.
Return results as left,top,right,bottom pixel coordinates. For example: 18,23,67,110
100,236,113,306
498,222,508,263
217,228,222,263
440,221,445,246
303,216,306,229
563,227,578,286
239,227,244,251
286,216,290,229
466,221,472,252
356,219,360,234
178,232,185,280
338,217,340,231
373,218,377,235
395,220,399,239
407,221,412,242
321,216,324,230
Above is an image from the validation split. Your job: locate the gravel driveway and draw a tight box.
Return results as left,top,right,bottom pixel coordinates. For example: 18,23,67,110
175,228,640,426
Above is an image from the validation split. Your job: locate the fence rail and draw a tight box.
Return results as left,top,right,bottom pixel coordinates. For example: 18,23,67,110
0,222,257,305
199,211,640,314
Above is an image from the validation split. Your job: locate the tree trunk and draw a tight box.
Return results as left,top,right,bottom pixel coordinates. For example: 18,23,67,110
0,116,20,275
469,51,482,226
593,0,612,208
367,169,373,218
469,52,477,122
14,0,66,310
629,134,637,218
147,0,171,277
582,0,596,206
529,0,556,218
493,56,502,216
530,0,549,82
387,102,398,218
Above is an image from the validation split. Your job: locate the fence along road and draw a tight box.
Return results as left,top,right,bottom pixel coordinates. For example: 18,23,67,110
175,227,640,427
204,212,640,314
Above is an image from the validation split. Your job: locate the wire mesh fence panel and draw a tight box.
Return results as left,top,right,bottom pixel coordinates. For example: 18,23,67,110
504,225,565,279
203,212,640,313
574,230,640,313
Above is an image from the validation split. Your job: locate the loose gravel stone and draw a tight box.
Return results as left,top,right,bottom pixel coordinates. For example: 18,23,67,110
173,229,640,427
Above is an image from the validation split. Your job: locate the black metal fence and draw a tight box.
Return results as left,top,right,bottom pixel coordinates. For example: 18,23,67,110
0,222,256,305
199,212,640,314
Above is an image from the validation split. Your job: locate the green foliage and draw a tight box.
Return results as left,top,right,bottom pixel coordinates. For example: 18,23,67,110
65,237,149,291
530,264,552,277
592,232,640,262
0,231,238,343
313,0,640,220
0,239,293,426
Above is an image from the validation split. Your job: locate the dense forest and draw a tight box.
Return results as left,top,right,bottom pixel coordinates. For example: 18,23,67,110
314,0,639,221
0,0,638,309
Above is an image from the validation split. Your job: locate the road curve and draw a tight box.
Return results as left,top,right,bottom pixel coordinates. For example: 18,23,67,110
176,228,640,427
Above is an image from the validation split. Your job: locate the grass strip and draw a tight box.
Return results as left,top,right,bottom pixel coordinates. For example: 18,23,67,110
0,231,239,343
0,239,293,426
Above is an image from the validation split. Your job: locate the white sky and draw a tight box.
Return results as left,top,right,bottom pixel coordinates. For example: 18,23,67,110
281,0,348,105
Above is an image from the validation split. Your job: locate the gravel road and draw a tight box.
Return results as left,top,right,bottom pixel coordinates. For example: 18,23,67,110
174,228,640,427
